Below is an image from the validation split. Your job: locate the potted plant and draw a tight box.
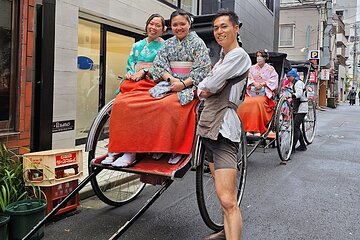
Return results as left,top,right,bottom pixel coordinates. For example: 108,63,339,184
0,143,47,240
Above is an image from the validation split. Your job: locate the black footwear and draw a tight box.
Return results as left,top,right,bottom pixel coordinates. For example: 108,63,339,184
295,145,307,151
203,230,225,240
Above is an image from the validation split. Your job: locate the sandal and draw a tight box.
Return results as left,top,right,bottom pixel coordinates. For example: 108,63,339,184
152,153,163,160
168,154,182,165
111,153,137,167
101,152,122,165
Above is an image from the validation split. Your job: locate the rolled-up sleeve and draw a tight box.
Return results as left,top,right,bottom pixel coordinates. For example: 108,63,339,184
199,48,251,94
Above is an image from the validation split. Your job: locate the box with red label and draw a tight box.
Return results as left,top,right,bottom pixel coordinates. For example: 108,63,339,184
23,149,83,186
41,180,80,216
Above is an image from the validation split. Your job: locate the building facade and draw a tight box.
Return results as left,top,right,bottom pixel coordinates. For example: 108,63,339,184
0,0,34,154
278,0,348,108
202,0,280,53
1,0,281,151
333,0,358,99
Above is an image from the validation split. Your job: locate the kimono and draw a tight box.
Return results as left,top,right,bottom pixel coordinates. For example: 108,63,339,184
108,32,211,155
126,37,164,75
246,63,278,98
238,63,279,134
153,31,211,105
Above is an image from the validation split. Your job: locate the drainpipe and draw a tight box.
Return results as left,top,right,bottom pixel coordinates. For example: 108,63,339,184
305,25,310,60
320,0,332,68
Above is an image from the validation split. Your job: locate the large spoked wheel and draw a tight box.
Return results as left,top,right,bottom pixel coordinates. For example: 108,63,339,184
195,123,247,231
302,99,316,144
275,97,294,161
87,100,145,206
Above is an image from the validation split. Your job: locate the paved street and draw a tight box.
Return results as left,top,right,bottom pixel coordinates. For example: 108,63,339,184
43,103,360,240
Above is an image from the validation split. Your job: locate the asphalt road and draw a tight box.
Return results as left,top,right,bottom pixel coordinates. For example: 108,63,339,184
42,103,360,240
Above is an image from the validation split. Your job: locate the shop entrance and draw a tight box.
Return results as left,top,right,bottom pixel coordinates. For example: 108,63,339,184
76,19,141,144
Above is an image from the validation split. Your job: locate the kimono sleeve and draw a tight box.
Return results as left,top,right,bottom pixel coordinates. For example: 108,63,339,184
152,42,172,81
265,66,279,91
126,43,137,74
247,67,256,87
188,39,211,86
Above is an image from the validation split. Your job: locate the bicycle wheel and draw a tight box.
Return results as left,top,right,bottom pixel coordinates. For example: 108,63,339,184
87,100,145,206
302,99,316,144
195,123,247,231
275,97,294,161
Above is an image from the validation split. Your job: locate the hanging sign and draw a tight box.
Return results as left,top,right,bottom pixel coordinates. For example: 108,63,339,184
320,69,330,80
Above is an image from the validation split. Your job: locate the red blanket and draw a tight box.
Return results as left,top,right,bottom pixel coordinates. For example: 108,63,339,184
237,95,275,134
108,79,198,154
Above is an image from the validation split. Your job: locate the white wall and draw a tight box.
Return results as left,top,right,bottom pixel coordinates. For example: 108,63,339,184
52,0,173,148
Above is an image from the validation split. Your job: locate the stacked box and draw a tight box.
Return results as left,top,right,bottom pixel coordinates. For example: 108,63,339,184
41,180,80,216
23,149,83,215
23,149,83,186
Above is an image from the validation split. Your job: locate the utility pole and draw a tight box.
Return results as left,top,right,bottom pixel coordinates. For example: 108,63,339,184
353,22,358,88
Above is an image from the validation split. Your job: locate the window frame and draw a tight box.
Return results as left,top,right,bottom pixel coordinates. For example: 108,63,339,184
279,24,295,48
158,0,201,15
0,0,19,132
260,0,274,12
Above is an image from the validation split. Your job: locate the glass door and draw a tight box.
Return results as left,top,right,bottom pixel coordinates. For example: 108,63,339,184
76,19,140,143
76,19,101,140
104,30,134,104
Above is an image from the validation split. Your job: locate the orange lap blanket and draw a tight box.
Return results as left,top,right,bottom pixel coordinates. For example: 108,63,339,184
108,79,198,154
237,95,275,134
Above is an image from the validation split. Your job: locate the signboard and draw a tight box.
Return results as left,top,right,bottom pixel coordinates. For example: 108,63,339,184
309,50,320,60
320,69,330,80
307,84,316,101
309,71,317,83
52,120,75,133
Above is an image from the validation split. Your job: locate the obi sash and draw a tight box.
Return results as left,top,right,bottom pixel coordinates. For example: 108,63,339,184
170,61,193,79
135,61,154,72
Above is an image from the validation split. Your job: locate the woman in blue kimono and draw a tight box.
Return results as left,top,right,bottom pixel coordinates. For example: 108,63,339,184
103,14,166,165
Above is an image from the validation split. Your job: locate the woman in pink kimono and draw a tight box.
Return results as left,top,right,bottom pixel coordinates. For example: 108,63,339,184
238,50,278,134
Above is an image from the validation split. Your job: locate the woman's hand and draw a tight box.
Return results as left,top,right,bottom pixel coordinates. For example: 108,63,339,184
130,70,146,81
169,77,180,85
254,82,265,90
124,72,132,80
171,81,185,92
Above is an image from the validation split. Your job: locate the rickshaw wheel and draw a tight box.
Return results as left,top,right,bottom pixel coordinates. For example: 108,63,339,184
87,100,145,206
302,99,316,144
195,123,247,231
275,97,294,161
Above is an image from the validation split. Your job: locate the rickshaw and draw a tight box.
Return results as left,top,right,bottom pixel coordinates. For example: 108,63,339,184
24,52,296,239
24,84,247,239
244,52,294,163
289,60,317,144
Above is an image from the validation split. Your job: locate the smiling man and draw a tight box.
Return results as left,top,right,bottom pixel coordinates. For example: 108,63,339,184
197,9,251,240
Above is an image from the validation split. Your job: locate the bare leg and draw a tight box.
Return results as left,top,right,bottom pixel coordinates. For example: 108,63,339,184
214,168,242,240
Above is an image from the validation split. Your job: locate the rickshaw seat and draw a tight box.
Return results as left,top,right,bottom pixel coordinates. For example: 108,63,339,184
91,153,192,181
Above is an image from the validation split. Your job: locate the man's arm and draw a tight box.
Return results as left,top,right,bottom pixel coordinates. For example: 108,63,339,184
200,48,251,95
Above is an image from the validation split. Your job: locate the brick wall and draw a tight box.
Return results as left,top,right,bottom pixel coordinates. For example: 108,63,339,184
0,0,34,154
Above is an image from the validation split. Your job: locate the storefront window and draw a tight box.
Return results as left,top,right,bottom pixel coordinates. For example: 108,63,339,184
0,0,14,127
76,19,136,142
105,31,133,104
77,19,101,140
